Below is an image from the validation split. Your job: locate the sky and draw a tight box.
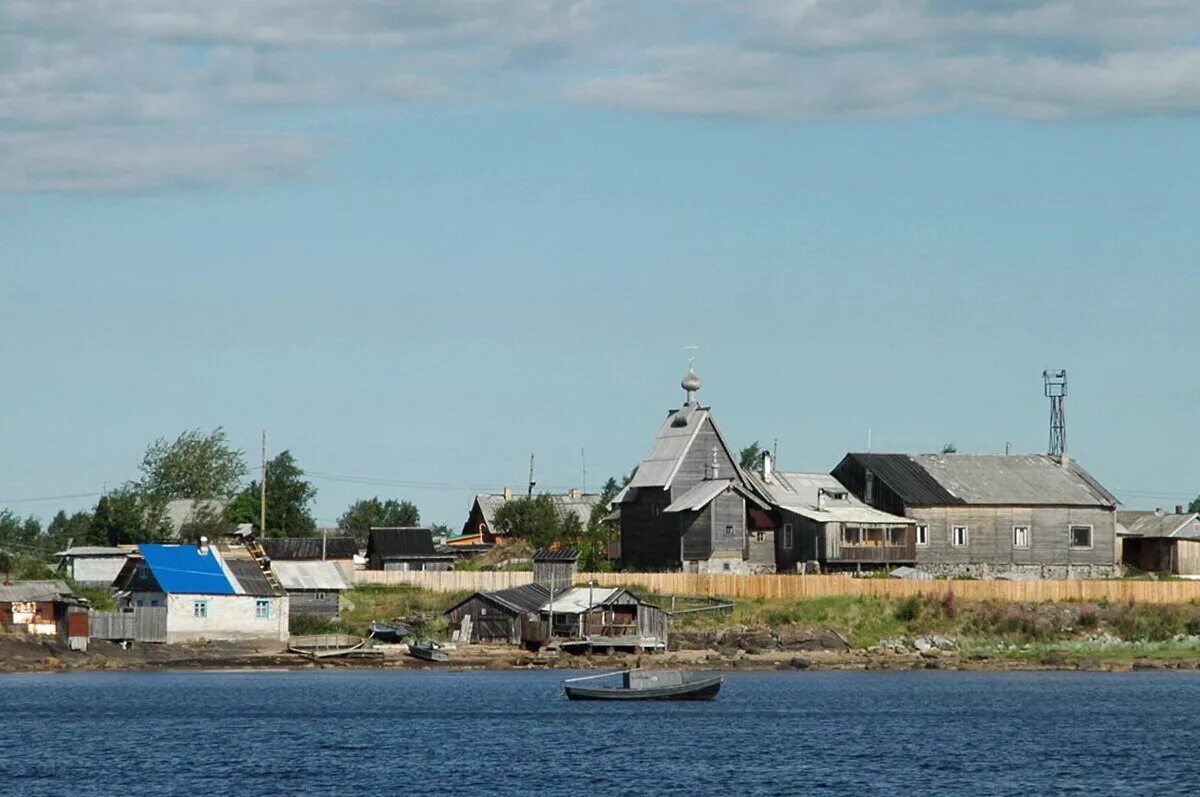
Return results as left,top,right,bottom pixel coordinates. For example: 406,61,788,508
2,1,1199,529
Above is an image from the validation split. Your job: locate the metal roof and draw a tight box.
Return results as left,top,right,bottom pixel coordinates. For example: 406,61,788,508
367,527,451,559
785,505,916,525
272,560,350,591
541,587,624,614
263,537,358,560
1118,511,1200,540
54,546,130,558
745,470,913,526
911,454,1118,507
0,580,77,603
138,544,237,595
467,583,551,615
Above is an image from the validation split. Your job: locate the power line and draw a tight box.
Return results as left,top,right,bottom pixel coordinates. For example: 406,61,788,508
0,491,104,505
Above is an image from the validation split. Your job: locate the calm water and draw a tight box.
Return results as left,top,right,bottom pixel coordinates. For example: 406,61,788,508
3,669,1199,796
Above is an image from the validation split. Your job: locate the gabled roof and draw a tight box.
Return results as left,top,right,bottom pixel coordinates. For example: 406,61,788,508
272,560,350,591
746,470,913,526
472,492,601,532
138,544,238,595
368,527,453,560
446,583,551,616
263,537,358,560
54,546,129,558
626,404,745,491
225,559,284,597
839,453,1118,508
662,479,768,513
533,548,580,562
0,580,77,603
1118,511,1200,540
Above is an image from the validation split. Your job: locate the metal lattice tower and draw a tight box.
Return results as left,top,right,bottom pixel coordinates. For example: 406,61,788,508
1043,369,1067,458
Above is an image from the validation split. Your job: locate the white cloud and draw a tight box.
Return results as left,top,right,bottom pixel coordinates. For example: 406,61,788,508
3,1,1200,193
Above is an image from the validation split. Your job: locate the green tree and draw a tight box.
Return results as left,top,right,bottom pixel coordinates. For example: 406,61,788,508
89,489,170,546
226,450,317,536
0,510,44,557
492,494,563,549
1190,495,1200,515
739,441,762,471
45,509,94,551
941,442,958,454
137,427,247,500
337,497,421,546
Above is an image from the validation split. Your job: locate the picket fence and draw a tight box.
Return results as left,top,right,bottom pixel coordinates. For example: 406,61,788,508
352,569,1200,604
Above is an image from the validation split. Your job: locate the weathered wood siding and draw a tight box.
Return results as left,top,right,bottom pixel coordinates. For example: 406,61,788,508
709,492,745,554
620,487,679,569
89,607,168,642
832,459,909,517
909,506,1116,568
674,418,737,487
775,512,823,572
533,560,576,590
287,590,341,618
680,506,713,561
446,595,521,644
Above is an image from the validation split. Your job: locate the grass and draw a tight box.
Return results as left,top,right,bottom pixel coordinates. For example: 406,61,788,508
336,584,471,639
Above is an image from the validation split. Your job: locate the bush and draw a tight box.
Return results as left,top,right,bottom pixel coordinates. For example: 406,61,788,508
895,596,923,622
290,614,346,635
1076,608,1099,629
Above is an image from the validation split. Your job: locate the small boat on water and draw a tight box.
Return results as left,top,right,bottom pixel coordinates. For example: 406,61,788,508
563,669,723,701
368,620,411,643
407,641,451,663
289,634,365,659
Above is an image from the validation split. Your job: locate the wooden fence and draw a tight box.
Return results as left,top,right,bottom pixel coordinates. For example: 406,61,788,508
89,607,168,642
352,570,534,591
352,570,1200,604
577,573,1200,604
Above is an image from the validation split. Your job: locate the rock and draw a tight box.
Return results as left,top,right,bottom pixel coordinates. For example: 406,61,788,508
788,657,811,670
779,628,850,653
913,637,934,654
919,648,940,659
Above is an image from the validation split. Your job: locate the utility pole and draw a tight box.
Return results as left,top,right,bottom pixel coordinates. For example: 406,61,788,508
581,447,587,495
260,431,267,535
527,454,536,497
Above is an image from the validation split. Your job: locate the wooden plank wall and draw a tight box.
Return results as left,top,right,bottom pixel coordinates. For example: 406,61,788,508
576,573,1200,604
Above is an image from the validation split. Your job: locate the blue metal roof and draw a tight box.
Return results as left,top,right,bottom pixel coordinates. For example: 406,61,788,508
138,544,237,595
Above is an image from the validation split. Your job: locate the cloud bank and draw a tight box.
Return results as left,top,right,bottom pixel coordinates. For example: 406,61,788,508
4,1,1200,192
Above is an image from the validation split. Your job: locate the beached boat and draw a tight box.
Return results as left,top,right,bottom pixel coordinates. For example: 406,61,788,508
408,641,451,663
288,634,365,659
368,620,411,643
563,669,723,701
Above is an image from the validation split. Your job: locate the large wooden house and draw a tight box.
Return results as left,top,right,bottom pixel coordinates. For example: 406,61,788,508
615,370,774,573
832,452,1120,578
451,488,602,547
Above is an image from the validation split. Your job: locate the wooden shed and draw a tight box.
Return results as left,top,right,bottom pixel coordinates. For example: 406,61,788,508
446,583,550,644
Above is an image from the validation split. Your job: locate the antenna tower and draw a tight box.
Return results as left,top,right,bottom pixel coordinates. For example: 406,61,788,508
1043,369,1067,458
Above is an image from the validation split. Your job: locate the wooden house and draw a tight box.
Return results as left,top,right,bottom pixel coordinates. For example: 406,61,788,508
615,369,774,573
270,560,349,618
445,583,551,645
366,527,455,571
832,453,1120,578
0,580,88,642
746,458,916,573
262,536,359,581
55,546,131,587
452,488,602,547
111,541,289,643
1119,508,1200,576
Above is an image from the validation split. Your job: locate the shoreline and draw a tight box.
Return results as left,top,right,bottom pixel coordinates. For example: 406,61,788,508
4,637,1200,676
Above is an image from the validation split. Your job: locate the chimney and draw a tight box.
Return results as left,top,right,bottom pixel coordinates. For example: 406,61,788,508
762,451,773,484
198,536,210,556
1155,508,1164,516
570,488,582,500
816,488,824,511
1060,452,1070,469
1177,505,1185,515
503,487,512,501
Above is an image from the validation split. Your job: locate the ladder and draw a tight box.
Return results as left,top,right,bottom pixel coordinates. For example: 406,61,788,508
242,534,282,592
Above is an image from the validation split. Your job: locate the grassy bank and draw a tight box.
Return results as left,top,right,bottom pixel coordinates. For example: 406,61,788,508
291,585,469,637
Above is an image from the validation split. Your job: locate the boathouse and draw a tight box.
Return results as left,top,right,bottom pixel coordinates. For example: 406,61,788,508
271,560,350,618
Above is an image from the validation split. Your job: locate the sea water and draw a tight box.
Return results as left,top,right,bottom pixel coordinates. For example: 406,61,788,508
2,669,1198,796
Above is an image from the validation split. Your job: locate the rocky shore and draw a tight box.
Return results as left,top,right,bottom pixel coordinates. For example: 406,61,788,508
5,627,1200,675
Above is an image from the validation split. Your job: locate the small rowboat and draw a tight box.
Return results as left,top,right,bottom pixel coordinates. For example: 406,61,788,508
368,620,411,643
408,641,450,663
563,669,723,701
289,634,365,659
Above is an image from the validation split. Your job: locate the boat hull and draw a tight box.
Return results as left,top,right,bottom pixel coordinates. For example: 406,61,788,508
565,675,723,701
408,644,450,663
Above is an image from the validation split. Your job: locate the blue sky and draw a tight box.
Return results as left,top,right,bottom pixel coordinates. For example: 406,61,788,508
2,2,1199,527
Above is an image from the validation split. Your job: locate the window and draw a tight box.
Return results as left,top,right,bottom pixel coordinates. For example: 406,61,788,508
1070,525,1093,549
888,527,906,545
952,526,968,547
315,592,327,601
755,530,765,542
782,524,793,549
841,527,861,546
725,524,735,537
255,599,272,619
193,600,209,619
1013,526,1030,549
916,525,929,547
